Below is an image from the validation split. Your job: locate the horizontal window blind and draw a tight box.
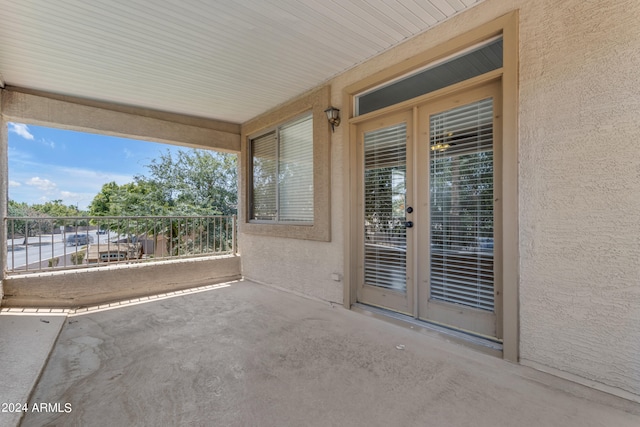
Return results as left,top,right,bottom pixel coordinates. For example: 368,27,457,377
364,123,407,292
252,131,277,221
279,116,313,222
429,98,494,311
250,114,313,223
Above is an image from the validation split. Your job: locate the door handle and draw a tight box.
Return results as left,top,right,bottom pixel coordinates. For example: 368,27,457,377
405,221,414,228
406,207,413,213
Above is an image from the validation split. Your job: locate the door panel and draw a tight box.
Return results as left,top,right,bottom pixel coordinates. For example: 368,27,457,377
357,111,413,314
417,83,501,338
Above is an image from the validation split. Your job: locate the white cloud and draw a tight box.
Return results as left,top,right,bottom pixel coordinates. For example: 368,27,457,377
56,166,133,186
26,177,57,192
124,148,133,158
7,146,32,161
59,191,97,209
10,163,135,210
8,123,34,140
9,180,21,187
41,138,55,149
60,190,79,199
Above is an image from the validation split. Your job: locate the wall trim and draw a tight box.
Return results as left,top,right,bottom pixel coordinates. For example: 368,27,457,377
521,358,640,404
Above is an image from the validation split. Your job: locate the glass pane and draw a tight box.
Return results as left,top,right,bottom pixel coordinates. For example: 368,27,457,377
429,98,494,311
357,38,502,116
364,123,407,292
279,115,313,222
251,131,277,220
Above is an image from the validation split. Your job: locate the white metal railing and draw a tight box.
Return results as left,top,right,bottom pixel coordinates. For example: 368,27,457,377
4,215,237,274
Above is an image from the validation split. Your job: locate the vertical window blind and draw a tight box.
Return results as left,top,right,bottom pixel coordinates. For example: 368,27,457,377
429,98,495,311
363,123,407,292
251,114,313,223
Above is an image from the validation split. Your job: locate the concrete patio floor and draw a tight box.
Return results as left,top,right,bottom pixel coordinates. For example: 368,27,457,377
3,279,640,426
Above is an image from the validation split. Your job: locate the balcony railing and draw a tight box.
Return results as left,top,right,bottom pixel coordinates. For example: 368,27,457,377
4,215,237,275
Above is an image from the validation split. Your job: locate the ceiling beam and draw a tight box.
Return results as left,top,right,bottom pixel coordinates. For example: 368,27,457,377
1,87,241,153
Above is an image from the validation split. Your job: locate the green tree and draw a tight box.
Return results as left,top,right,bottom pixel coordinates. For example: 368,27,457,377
89,150,237,217
144,150,237,216
7,200,44,237
8,200,33,217
90,181,165,217
7,200,87,237
31,200,80,217
88,182,120,216
87,149,237,256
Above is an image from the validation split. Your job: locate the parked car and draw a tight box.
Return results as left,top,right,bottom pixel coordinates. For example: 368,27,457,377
66,234,94,246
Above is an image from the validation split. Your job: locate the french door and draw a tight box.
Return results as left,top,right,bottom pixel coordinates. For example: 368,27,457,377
358,111,414,315
357,82,502,339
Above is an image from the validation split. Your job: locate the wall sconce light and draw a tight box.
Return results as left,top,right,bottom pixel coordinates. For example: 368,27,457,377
324,107,341,132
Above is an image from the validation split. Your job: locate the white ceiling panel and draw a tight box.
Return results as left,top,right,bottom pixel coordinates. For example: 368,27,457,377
0,0,484,123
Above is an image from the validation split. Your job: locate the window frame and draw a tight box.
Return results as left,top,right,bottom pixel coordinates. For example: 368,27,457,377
248,112,314,225
240,85,331,242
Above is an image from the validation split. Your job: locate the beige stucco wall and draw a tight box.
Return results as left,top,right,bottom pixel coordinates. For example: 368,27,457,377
238,126,344,303
2,255,241,308
239,0,640,398
516,0,640,398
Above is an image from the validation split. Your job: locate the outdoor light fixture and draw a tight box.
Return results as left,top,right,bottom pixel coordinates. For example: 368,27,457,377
324,106,341,132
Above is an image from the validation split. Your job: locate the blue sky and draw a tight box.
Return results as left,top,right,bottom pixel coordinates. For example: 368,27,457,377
8,122,186,210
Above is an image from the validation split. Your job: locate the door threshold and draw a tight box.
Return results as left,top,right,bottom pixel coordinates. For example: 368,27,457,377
352,303,503,357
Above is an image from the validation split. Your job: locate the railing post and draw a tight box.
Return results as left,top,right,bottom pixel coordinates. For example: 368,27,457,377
1,109,7,298
232,215,237,254
1,218,6,280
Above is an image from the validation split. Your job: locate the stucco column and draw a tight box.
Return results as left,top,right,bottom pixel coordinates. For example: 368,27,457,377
0,88,7,303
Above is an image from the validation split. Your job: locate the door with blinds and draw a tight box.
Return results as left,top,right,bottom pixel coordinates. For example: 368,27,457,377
416,82,501,338
357,82,501,339
357,111,414,315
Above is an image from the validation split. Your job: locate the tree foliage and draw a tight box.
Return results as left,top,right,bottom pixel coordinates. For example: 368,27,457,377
32,200,82,218
89,149,237,217
87,149,237,256
9,199,81,217
8,149,237,256
8,200,86,237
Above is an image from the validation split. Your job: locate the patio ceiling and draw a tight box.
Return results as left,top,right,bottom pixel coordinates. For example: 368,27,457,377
0,0,484,124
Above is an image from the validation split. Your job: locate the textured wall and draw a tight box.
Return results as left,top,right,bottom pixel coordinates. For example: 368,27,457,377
239,233,344,304
517,0,640,397
239,0,640,397
2,255,241,308
238,115,345,303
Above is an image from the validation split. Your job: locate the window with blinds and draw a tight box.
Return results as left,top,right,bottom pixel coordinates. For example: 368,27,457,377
250,114,313,223
429,98,494,311
364,123,407,292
